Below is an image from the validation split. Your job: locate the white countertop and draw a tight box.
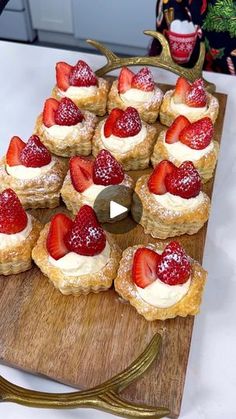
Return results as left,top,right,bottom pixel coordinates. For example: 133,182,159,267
0,41,235,419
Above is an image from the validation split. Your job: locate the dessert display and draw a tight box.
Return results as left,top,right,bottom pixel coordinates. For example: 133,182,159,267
114,241,207,321
32,205,121,295
132,160,210,239
0,188,42,275
35,97,97,157
151,115,219,183
107,67,163,123
52,60,110,116
61,149,134,222
92,106,157,170
0,135,67,209
159,77,219,126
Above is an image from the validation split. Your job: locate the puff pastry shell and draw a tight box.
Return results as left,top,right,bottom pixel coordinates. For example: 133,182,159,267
114,243,207,321
151,130,219,183
0,157,67,209
159,89,219,127
32,224,122,296
35,111,97,157
52,78,110,116
107,80,163,124
132,175,210,239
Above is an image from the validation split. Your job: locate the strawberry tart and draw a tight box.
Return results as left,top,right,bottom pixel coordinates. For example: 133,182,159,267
0,189,42,275
32,205,121,295
0,135,67,209
61,150,134,223
35,97,97,157
51,60,109,116
159,77,219,126
132,160,210,239
107,67,163,123
92,107,157,170
114,241,207,321
151,115,219,183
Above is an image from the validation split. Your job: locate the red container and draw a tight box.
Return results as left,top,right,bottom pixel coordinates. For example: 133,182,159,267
166,28,199,64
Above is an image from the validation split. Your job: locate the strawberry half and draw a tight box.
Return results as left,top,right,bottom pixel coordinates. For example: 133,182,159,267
131,67,155,92
173,77,191,104
165,161,201,199
118,67,134,94
186,79,207,108
6,136,26,166
132,247,161,289
20,135,51,168
65,205,106,256
156,241,191,285
93,149,124,186
56,62,72,91
69,156,94,193
179,117,214,150
54,97,84,126
165,115,190,144
46,213,72,260
0,189,27,234
112,107,142,138
69,60,97,87
43,98,59,128
148,160,175,195
104,108,124,138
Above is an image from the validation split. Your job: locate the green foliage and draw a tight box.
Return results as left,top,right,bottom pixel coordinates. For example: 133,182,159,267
203,0,236,38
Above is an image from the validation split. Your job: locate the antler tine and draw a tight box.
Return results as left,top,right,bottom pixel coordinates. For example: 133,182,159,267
143,30,171,58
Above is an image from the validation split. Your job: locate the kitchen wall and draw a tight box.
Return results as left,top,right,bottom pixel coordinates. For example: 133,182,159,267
0,0,157,55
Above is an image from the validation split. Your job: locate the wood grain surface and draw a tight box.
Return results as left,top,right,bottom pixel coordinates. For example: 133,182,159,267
0,87,227,418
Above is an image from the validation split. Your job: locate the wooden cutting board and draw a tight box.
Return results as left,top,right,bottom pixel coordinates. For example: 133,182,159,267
0,88,227,418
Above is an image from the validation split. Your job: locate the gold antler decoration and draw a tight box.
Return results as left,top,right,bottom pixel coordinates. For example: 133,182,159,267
87,30,215,92
0,333,169,418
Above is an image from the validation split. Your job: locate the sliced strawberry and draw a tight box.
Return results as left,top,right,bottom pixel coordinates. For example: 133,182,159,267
186,79,207,107
165,161,201,199
6,136,26,166
118,67,134,94
179,117,214,150
0,188,27,234
112,107,142,138
165,115,190,144
69,156,94,193
65,205,106,256
131,67,155,92
56,62,72,91
93,149,124,186
132,248,161,289
156,241,191,285
69,60,97,87
173,77,191,104
148,160,175,195
54,98,84,126
104,108,124,138
20,135,51,168
43,98,59,128
46,213,72,260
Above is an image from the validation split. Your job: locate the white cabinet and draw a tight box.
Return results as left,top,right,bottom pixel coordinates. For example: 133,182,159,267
29,0,73,34
72,0,156,54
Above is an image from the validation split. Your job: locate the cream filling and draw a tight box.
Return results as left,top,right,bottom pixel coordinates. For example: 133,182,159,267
152,191,205,211
164,136,214,161
48,241,110,277
136,276,191,308
58,85,97,99
170,97,207,117
82,184,107,205
0,214,32,250
101,122,147,154
120,88,154,104
44,122,83,139
6,160,55,180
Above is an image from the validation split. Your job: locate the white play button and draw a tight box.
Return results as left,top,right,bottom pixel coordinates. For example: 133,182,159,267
110,200,128,219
